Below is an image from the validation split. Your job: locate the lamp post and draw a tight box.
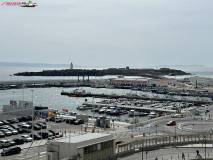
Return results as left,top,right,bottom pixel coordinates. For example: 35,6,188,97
155,125,159,135
31,90,34,141
12,91,15,109
204,135,206,159
141,148,143,160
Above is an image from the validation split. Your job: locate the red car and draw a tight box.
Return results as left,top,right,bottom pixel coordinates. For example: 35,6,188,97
115,140,123,145
166,120,176,126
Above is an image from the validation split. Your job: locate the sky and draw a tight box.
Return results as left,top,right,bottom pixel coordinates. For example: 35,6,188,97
1,0,213,68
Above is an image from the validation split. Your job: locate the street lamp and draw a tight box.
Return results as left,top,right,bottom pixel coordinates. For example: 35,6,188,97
204,135,206,159
141,148,143,160
155,125,159,135
31,90,34,141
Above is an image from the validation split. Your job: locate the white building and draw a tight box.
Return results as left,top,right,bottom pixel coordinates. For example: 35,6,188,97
110,78,147,86
47,133,115,160
146,78,177,87
189,76,213,87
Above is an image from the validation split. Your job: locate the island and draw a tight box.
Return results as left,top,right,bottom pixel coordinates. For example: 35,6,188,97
14,67,190,78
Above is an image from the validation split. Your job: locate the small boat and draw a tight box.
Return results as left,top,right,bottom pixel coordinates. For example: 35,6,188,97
109,108,122,115
149,111,157,119
77,105,88,110
106,106,116,114
99,107,107,114
129,110,141,117
139,112,148,117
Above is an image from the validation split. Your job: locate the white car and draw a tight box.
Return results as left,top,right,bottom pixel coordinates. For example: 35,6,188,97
21,135,33,142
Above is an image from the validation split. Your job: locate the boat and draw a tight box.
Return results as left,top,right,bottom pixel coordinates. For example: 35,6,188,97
139,112,148,117
149,111,157,119
106,106,116,114
68,89,90,97
99,107,107,114
77,105,88,110
109,108,122,115
128,110,141,117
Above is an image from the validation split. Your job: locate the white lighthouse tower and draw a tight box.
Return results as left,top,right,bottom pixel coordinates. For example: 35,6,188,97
70,62,73,70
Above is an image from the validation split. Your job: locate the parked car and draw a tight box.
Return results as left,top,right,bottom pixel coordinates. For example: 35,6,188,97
10,118,19,123
66,118,76,124
46,117,55,122
0,125,9,129
0,140,11,148
55,118,63,123
7,140,16,146
36,123,47,129
17,128,25,134
30,134,42,140
48,129,59,136
74,119,84,125
33,124,41,130
22,129,32,133
21,124,32,130
37,132,49,139
7,128,18,135
115,140,123,145
0,129,12,136
20,135,33,142
0,131,5,138
6,119,15,124
17,117,23,122
2,120,10,125
166,120,176,126
13,137,25,145
1,146,21,156
0,121,3,126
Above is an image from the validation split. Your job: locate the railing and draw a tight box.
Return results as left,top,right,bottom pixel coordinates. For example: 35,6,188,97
117,133,213,154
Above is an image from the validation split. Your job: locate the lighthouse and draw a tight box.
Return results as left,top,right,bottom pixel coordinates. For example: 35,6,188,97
70,62,73,70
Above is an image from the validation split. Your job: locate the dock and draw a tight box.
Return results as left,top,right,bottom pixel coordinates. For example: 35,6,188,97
83,102,179,113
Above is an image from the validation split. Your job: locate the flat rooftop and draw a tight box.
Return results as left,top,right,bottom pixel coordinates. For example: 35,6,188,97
51,133,114,148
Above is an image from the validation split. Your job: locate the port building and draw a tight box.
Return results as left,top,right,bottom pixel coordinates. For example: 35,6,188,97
47,133,115,160
110,78,177,87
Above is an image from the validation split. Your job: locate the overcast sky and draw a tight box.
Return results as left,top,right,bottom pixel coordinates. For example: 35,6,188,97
1,0,213,68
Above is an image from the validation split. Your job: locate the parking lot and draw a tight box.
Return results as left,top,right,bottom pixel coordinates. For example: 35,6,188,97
0,116,84,159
